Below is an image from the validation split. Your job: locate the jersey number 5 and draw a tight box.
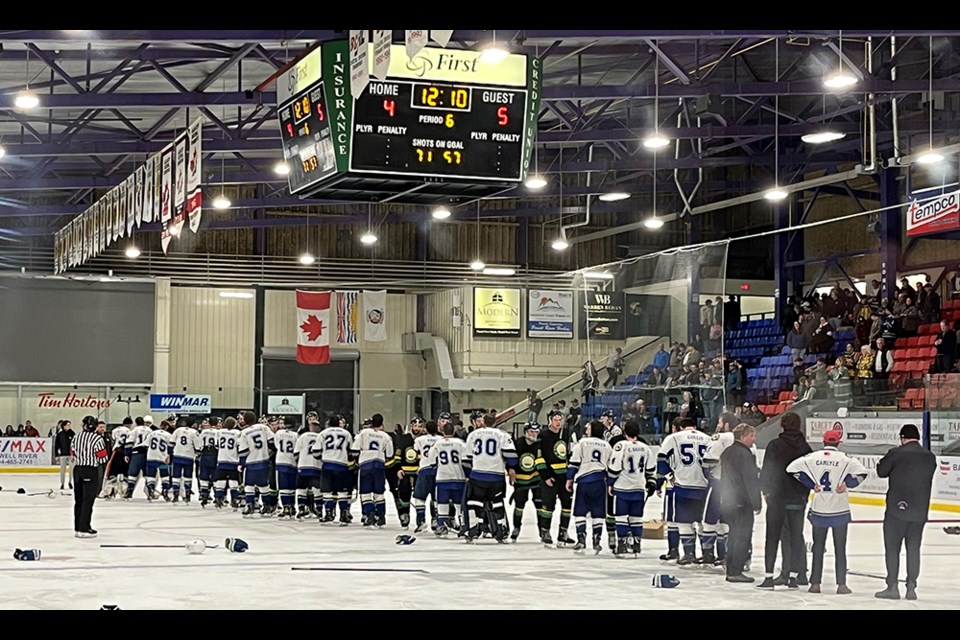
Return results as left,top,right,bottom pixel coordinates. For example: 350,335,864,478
679,443,707,466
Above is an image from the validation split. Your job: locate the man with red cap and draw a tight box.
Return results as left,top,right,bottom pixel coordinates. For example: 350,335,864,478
786,430,868,595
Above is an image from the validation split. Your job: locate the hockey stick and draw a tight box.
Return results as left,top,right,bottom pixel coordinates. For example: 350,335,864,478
291,567,428,574
26,490,55,498
99,543,221,549
847,569,905,583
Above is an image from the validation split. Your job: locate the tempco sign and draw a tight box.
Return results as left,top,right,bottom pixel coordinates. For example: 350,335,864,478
907,189,960,237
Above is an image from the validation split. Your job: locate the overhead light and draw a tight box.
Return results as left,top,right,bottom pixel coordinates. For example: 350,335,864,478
432,206,451,220
212,195,231,209
764,188,788,202
14,91,39,109
0,145,5,159
801,130,846,144
598,192,630,202
582,271,615,280
525,174,547,189
99,276,120,283
219,291,254,299
643,216,664,229
360,232,378,245
124,246,141,258
482,267,516,276
469,259,486,271
273,161,290,175
642,133,671,149
823,71,857,90
479,44,509,64
298,253,315,265
551,238,570,251
916,149,945,165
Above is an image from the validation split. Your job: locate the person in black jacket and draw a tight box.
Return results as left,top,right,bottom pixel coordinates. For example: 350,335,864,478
935,320,957,373
758,412,813,590
875,423,936,601
55,420,75,490
720,423,761,583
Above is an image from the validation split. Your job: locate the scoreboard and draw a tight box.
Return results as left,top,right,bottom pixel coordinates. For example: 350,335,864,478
277,41,541,197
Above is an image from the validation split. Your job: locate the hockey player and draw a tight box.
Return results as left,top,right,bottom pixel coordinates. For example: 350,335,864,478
214,417,243,510
101,417,132,499
657,415,711,565
462,414,518,542
394,417,424,529
700,411,739,566
197,417,219,506
786,430,867,595
428,422,468,535
600,408,624,548
170,418,201,503
607,420,656,556
352,413,395,527
567,420,613,553
238,410,276,517
124,416,153,499
536,409,575,546
295,413,323,519
273,417,299,519
145,420,174,501
510,422,542,541
313,416,354,524
412,421,441,532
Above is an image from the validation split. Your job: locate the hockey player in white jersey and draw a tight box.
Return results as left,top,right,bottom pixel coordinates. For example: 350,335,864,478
786,430,867,594
606,420,656,556
428,422,468,535
124,416,153,499
599,409,623,442
170,418,202,504
145,421,174,501
237,410,276,517
352,413,395,527
566,420,613,553
657,415,711,565
312,416,354,524
699,411,739,566
412,421,442,533
462,414,518,542
274,417,300,519
101,417,132,499
214,416,243,510
295,414,323,519
197,417,220,506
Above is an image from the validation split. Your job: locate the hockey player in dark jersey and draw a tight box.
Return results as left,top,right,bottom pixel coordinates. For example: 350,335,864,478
536,410,575,546
510,422,542,542
393,417,424,529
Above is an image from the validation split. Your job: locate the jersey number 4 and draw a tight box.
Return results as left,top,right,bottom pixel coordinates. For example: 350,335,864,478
818,471,832,492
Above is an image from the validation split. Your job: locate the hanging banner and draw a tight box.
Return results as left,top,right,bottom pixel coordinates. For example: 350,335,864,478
152,153,162,224
363,289,387,342
134,165,144,228
187,118,203,234
143,156,155,224
430,30,454,47
473,287,521,338
336,290,360,344
125,173,135,236
906,189,960,237
160,146,173,224
349,29,370,98
527,289,574,339
579,290,625,340
372,29,392,80
113,182,124,242
173,132,187,234
405,29,427,59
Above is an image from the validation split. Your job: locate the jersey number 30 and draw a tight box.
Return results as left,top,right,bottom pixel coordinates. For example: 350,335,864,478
473,439,498,456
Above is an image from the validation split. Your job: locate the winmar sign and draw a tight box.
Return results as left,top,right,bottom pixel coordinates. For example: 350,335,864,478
907,189,960,237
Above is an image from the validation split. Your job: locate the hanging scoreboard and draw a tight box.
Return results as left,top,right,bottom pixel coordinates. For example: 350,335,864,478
277,40,542,196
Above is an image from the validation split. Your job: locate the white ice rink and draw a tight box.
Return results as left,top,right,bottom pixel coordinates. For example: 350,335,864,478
2,473,959,610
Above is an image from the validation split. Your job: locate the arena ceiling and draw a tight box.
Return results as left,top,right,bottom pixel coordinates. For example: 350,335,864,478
1,29,959,279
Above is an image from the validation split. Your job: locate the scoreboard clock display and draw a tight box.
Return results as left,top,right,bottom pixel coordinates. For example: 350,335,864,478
277,41,542,196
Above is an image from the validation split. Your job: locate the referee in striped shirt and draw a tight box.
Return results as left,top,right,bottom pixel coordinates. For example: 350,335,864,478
72,416,108,538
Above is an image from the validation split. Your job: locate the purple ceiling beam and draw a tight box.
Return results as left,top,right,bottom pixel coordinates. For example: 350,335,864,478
0,90,275,110
0,31,339,43
0,138,279,157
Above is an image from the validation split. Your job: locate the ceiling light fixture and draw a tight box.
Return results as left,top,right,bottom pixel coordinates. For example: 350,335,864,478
273,161,290,175
0,144,6,159
643,131,663,230
801,130,846,145
642,133,670,149
916,150,945,165
764,188,789,201
551,237,570,251
432,206,451,220
470,259,486,271
15,46,39,110
125,245,141,258
582,270,614,280
298,253,316,265
212,195,231,209
765,39,789,204
643,40,670,151
525,174,547,189
219,291,254,299
360,231,378,245
598,191,630,202
482,267,516,276
824,31,858,90
643,216,665,229
916,36,945,166
479,31,509,64
469,200,485,271
168,224,180,236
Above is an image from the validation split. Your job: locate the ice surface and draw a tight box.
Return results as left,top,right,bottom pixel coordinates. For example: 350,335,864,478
1,473,958,609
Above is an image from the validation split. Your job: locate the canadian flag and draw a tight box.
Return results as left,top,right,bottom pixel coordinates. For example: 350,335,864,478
296,290,331,365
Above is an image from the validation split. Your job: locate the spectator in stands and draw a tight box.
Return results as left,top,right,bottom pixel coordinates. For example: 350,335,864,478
581,361,599,402
24,421,39,438
806,357,830,392
700,372,723,431
854,344,874,402
15,425,25,436
840,343,857,369
898,298,921,337
725,361,743,408
682,343,702,368
920,284,941,325
701,299,715,336
871,337,895,405
822,290,843,331
935,320,957,373
899,277,917,302
645,366,667,388
669,342,685,374
742,403,764,426
808,316,835,355
653,343,670,371
724,295,741,332
3,425,13,437
604,347,624,388
527,390,543,424
950,264,960,300
792,357,807,394
830,357,853,407
800,376,818,401
786,320,807,360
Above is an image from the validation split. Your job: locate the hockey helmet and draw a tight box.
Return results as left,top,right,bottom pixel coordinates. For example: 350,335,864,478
652,573,680,588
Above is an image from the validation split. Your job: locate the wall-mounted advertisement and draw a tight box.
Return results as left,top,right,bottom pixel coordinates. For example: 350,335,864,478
473,287,521,337
527,289,573,339
579,291,624,340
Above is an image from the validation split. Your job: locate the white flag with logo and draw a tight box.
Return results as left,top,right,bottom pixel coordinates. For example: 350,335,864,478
363,289,387,342
125,174,135,237
372,29,391,80
143,155,155,223
430,30,453,47
349,29,370,97
134,165,144,228
187,117,202,234
405,30,427,59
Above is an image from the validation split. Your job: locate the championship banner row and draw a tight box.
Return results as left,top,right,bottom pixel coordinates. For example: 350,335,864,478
54,117,204,273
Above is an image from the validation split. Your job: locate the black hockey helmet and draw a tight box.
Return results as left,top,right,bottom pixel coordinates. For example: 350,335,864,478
469,410,485,422
438,411,451,421
546,409,564,420
410,416,425,425
601,409,617,419
523,422,540,434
